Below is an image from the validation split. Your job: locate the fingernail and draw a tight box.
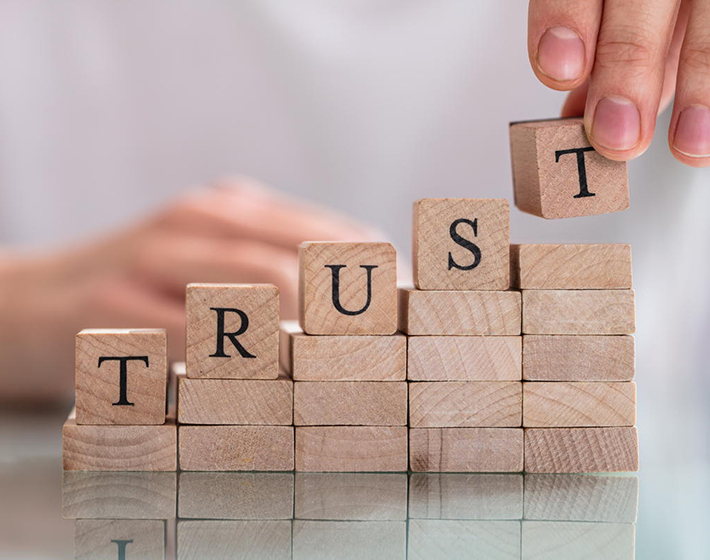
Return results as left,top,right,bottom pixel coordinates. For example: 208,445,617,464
537,26,585,82
673,105,710,158
591,96,641,151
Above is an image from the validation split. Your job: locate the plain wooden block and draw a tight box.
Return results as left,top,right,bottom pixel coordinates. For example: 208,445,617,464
75,519,165,560
280,321,406,381
408,519,521,560
408,336,522,381
186,283,279,379
524,427,639,473
399,289,521,336
522,521,635,560
295,473,407,520
510,118,629,219
75,329,167,425
294,381,407,426
409,428,524,472
178,520,292,560
522,290,635,335
510,244,632,289
295,426,408,472
293,520,406,560
409,382,522,428
178,473,294,520
413,198,510,290
179,425,294,471
523,335,635,381
298,242,397,335
409,474,524,520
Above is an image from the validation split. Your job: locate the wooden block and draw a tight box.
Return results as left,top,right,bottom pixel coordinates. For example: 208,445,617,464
524,427,639,473
522,290,635,335
75,329,167,425
523,335,634,381
510,117,629,219
409,382,522,428
178,473,294,520
295,426,408,472
522,521,635,560
523,382,636,428
413,198,510,290
293,520,406,560
409,473,524,520
298,242,397,335
186,283,279,379
280,321,406,381
408,336,522,381
294,381,407,426
179,425,294,471
408,519,521,560
399,289,521,336
409,428,524,472
75,519,165,560
178,520,292,560
524,474,638,523
510,244,632,289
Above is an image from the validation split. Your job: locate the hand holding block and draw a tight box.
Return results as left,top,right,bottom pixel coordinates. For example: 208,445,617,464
186,283,279,379
510,118,629,219
413,199,510,290
299,242,397,335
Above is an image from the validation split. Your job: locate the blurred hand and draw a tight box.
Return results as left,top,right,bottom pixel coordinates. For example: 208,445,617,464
0,178,379,403
528,0,710,167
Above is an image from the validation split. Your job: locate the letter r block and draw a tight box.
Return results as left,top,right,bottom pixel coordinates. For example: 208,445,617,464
75,329,167,425
299,242,397,335
413,198,510,290
186,283,279,379
510,118,629,219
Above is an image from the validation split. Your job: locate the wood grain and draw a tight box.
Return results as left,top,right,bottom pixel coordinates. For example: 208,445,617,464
75,519,165,560
178,520,292,560
522,521,635,560
293,520,406,560
408,519,521,560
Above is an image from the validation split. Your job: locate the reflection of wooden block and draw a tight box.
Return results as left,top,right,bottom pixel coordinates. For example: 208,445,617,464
186,283,279,379
399,289,521,336
409,474,523,520
295,427,408,472
409,519,521,560
294,382,407,426
178,473,294,520
293,520,406,560
510,244,632,289
510,118,629,219
75,519,165,560
522,521,635,560
523,335,634,381
75,329,167,425
295,473,407,520
178,520,291,560
179,426,294,471
409,428,523,472
409,382,522,428
525,427,639,473
523,382,636,427
299,242,397,335
413,198,510,290
280,321,406,381
408,337,522,381
522,290,635,335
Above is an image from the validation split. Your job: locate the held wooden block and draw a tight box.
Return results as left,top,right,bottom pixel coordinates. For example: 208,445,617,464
75,329,167,425
179,426,294,471
510,118,629,219
522,290,635,335
409,382,522,428
293,520,406,560
408,337,522,381
523,335,635,381
295,426,408,472
523,382,636,428
409,428,524,472
298,242,397,335
413,198,510,291
522,521,636,560
75,520,165,560
178,520,292,560
524,427,639,473
510,244,632,289
408,519,521,560
294,381,407,426
186,283,279,379
399,289,521,336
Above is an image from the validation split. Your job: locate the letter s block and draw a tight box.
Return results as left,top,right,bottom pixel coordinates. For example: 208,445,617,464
299,242,397,335
186,283,279,379
510,118,629,219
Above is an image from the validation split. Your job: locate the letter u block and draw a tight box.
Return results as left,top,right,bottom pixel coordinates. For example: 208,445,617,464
510,118,629,219
186,283,279,379
299,242,397,335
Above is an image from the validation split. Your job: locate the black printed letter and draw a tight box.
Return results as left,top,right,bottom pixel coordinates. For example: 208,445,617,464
555,147,596,198
209,307,256,359
448,218,482,271
98,356,149,407
325,264,377,316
